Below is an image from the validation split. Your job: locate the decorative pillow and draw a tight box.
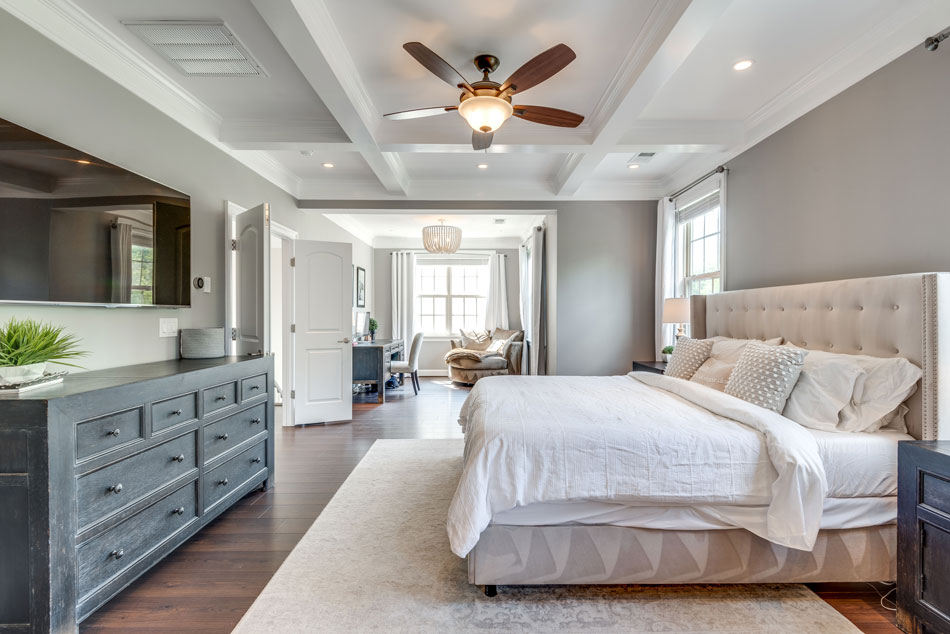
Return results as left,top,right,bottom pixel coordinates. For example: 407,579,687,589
460,329,491,351
836,355,922,432
491,328,524,343
725,342,807,412
689,336,784,392
663,337,713,380
781,346,867,432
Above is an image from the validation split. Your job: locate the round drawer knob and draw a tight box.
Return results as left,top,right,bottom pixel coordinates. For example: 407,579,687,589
172,409,183,416
110,549,124,560
251,418,262,425
218,478,229,486
173,506,185,516
172,454,185,463
251,457,262,464
218,433,229,441
108,483,123,495
107,428,121,437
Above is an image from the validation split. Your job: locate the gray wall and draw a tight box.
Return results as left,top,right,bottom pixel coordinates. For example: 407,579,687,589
555,202,656,375
373,247,522,372
725,42,950,290
0,13,373,371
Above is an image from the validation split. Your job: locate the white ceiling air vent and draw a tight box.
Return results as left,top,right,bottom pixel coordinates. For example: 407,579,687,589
630,151,656,164
494,218,506,225
123,21,266,77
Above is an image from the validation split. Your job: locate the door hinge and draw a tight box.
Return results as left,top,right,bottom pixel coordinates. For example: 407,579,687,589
231,239,237,251
290,257,295,267
290,390,295,399
290,324,296,333
230,328,237,341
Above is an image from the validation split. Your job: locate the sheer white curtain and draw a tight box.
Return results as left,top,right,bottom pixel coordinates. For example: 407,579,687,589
110,220,132,303
484,253,508,331
654,198,676,360
520,227,546,375
391,251,415,346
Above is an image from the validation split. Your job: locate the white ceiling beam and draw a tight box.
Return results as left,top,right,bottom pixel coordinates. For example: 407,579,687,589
252,0,409,195
220,117,349,145
554,0,733,196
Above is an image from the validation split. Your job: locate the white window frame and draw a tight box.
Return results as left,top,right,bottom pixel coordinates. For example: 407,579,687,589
414,254,491,337
673,175,726,299
682,208,722,297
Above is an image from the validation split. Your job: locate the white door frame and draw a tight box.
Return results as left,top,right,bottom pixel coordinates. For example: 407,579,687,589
271,221,297,428
225,201,297,427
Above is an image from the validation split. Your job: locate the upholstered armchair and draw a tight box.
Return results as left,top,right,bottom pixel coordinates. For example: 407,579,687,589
445,328,523,384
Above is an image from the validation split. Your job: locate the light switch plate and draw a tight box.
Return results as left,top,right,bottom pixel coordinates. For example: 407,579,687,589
159,318,179,338
202,276,212,294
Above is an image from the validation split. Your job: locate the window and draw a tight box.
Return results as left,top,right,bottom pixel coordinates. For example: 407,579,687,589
414,258,489,335
130,244,154,305
676,188,722,297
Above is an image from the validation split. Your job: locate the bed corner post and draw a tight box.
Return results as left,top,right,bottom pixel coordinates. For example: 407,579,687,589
922,273,950,440
690,295,707,339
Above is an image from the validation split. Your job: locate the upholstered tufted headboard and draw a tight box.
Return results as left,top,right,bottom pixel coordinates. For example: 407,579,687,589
689,273,950,440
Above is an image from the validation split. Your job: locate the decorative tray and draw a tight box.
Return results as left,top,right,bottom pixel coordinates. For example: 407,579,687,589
0,371,69,394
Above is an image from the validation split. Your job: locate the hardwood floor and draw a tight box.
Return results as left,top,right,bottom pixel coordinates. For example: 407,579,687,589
80,378,899,633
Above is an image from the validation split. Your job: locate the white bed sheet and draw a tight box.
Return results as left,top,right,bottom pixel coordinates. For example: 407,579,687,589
812,428,911,497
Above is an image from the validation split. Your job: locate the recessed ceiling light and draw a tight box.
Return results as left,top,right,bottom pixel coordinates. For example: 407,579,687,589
733,59,754,71
477,163,488,169
76,159,91,165
627,163,640,169
322,162,334,168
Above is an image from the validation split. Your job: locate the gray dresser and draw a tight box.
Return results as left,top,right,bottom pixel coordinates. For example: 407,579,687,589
0,356,274,634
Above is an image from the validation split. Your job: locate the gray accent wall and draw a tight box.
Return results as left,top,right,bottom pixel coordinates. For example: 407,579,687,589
725,42,950,290
555,202,656,375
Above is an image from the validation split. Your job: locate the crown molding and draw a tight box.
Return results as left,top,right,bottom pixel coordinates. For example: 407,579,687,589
0,0,304,198
321,212,377,246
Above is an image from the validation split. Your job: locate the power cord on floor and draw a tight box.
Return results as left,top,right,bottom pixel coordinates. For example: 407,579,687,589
864,581,897,612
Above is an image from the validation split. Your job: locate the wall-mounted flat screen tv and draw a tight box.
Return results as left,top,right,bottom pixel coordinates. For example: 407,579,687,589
0,117,191,307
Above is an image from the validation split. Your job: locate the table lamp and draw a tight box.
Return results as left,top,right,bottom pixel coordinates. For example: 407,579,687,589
662,297,690,338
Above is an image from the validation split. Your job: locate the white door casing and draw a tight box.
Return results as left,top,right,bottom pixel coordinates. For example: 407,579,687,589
291,240,352,424
232,203,271,356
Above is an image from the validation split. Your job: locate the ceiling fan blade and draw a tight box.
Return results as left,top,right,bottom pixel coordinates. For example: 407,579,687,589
403,42,474,92
500,43,576,94
513,105,584,128
472,130,493,151
383,106,457,120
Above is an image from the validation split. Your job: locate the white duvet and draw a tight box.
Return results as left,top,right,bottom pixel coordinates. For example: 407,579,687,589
447,372,828,558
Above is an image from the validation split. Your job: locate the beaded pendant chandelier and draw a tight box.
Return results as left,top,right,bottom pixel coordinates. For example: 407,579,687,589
422,219,462,254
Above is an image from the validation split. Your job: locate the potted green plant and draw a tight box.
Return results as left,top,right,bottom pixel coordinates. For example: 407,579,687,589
0,318,86,385
368,317,378,342
661,345,674,362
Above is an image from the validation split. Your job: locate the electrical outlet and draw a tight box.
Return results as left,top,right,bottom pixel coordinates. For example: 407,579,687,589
159,318,179,338
202,276,212,294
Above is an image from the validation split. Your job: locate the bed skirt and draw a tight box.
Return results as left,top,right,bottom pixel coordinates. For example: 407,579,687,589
468,524,895,585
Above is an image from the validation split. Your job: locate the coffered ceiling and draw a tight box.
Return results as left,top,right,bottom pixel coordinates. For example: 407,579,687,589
4,0,948,201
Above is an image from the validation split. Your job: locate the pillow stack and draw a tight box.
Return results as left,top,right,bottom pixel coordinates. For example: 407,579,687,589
689,336,783,391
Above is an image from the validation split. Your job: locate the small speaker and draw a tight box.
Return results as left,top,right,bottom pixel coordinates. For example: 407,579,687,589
180,328,225,359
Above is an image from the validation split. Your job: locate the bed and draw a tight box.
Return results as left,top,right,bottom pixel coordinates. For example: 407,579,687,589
450,272,950,587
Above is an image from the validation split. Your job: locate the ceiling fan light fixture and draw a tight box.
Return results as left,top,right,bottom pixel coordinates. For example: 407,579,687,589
458,96,513,133
422,219,462,254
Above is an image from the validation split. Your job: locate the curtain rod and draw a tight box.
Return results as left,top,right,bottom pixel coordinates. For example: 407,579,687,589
667,166,727,202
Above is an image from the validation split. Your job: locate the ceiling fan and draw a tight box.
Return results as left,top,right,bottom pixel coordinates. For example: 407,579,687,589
384,42,584,151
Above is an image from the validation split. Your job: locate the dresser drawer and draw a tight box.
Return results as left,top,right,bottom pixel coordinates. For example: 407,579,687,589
203,403,267,464
76,407,144,463
203,381,237,415
241,374,267,401
151,392,198,433
921,472,950,516
77,433,197,530
204,441,266,510
77,482,197,600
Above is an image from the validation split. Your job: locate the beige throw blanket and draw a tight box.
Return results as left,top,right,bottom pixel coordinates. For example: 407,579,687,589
444,348,501,364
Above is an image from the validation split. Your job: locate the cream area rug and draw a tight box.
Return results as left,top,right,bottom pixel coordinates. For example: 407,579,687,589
232,439,860,634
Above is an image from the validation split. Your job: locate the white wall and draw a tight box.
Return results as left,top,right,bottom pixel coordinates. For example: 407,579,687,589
0,13,372,371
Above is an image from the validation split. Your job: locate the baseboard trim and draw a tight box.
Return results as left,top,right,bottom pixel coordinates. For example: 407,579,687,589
418,369,449,377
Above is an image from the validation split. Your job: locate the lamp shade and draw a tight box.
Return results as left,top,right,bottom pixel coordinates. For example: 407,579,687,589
662,297,690,324
458,96,513,133
422,220,462,254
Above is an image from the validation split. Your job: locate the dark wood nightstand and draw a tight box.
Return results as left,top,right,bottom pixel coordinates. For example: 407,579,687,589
632,361,667,375
898,441,950,633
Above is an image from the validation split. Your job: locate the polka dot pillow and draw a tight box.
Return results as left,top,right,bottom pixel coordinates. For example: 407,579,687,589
664,337,713,380
725,341,807,412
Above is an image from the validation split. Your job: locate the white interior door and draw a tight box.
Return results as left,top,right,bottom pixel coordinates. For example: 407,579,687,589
233,204,270,356
292,240,352,423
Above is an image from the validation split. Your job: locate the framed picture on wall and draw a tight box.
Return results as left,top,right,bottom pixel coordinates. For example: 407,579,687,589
356,266,366,308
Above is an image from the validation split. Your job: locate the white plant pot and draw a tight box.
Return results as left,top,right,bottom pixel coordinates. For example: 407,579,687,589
662,354,672,362
0,362,47,386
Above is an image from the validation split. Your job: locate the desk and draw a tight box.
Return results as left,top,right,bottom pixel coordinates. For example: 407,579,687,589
352,339,405,404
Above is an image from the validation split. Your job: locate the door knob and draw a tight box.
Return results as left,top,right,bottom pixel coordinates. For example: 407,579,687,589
338,337,350,343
